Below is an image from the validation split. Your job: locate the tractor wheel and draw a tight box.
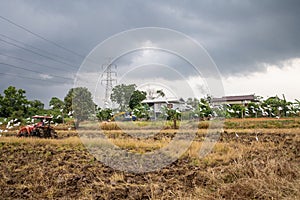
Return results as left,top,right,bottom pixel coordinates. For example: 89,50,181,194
33,128,43,137
31,130,37,137
50,129,58,139
18,130,28,137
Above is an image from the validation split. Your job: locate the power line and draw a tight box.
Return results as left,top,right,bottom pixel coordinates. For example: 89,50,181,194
0,33,77,66
0,15,103,67
0,15,86,59
0,62,73,81
0,53,72,73
0,72,68,84
0,38,77,69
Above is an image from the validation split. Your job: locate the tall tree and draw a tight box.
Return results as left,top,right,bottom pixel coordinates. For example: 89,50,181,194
27,100,45,116
64,87,95,127
49,97,64,110
64,88,74,114
129,90,147,109
0,86,28,118
111,84,136,111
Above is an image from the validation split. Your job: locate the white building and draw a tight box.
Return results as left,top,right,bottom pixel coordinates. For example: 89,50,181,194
211,94,258,106
142,97,186,120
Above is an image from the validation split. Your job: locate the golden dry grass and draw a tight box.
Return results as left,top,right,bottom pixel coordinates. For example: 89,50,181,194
0,118,299,199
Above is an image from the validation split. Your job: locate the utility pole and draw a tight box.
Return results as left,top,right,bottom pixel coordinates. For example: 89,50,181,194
101,58,117,108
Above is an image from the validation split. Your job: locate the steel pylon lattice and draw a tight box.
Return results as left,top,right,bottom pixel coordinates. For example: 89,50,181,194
101,58,117,107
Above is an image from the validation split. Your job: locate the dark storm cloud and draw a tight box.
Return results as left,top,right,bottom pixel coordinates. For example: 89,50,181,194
0,0,299,103
149,0,300,75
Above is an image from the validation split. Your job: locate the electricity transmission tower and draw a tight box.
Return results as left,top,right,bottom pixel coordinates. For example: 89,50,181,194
101,58,117,107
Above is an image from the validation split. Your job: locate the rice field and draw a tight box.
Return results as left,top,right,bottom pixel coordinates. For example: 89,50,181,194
0,118,299,199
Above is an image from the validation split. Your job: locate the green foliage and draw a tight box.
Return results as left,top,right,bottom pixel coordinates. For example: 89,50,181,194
129,90,147,109
48,97,65,123
64,89,73,114
49,97,64,110
64,87,95,127
186,97,199,109
27,100,45,116
262,96,291,117
246,102,260,117
1,84,300,122
193,98,212,118
0,86,29,118
166,109,181,120
111,84,136,111
162,106,181,129
213,104,230,118
231,104,245,118
96,108,112,121
132,104,150,120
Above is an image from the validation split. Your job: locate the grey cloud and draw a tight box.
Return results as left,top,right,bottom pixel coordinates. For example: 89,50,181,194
0,0,299,104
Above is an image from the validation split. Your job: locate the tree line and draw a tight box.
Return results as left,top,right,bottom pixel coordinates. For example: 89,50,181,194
1,85,300,127
0,86,94,125
0,85,146,126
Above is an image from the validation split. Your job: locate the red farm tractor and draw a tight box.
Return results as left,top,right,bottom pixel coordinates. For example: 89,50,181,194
17,116,57,138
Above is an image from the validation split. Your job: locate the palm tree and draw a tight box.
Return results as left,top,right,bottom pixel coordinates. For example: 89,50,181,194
162,106,181,129
156,89,165,98
146,89,165,100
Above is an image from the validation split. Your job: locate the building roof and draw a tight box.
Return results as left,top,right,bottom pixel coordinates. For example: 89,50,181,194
212,94,256,103
32,115,53,119
142,97,182,104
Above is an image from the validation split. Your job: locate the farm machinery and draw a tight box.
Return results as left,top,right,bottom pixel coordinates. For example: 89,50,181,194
17,116,57,138
111,112,137,121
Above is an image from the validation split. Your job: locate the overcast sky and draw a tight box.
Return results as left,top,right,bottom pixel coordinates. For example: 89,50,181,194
0,0,299,106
